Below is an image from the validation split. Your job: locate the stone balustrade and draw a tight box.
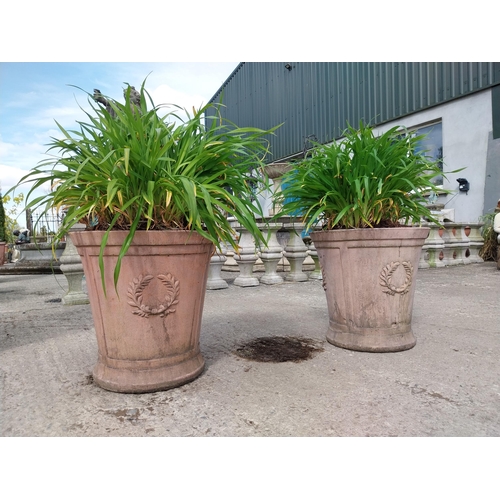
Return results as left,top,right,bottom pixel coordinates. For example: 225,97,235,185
220,219,485,287
420,222,484,268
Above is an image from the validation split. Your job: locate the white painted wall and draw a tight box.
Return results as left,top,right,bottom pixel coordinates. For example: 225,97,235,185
374,89,492,223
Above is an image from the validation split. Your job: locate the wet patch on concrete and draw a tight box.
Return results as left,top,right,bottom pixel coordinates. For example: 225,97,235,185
235,336,324,363
107,408,141,423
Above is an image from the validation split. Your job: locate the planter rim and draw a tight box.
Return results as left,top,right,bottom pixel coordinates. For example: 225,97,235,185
70,229,214,246
311,226,430,233
311,226,430,242
312,225,429,231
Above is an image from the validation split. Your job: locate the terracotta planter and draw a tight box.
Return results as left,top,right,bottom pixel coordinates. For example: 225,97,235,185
70,230,214,393
312,226,430,352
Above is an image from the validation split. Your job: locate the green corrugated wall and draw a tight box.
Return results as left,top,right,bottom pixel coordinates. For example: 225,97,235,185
207,62,500,162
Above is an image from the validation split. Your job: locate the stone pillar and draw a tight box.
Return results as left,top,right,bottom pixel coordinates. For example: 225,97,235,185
233,228,260,287
206,243,229,290
259,223,284,285
283,221,309,282
466,223,484,263
426,224,445,268
60,224,89,305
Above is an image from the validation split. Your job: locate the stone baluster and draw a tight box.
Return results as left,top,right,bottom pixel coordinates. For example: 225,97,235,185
206,243,229,290
307,239,323,279
233,228,260,287
259,222,284,285
276,229,289,272
425,223,445,268
466,223,484,263
222,247,238,272
418,224,430,269
60,224,89,305
441,223,463,266
455,224,471,265
440,224,457,266
283,221,309,282
222,218,239,272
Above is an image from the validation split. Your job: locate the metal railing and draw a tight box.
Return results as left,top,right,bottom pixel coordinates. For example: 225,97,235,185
26,208,65,236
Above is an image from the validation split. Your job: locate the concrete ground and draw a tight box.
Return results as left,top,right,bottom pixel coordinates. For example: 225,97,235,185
1,263,499,437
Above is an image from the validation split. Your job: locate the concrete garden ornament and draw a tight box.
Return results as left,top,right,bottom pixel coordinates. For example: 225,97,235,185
275,122,453,352
8,79,278,393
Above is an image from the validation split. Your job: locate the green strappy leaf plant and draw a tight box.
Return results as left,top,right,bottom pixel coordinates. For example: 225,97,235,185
479,211,499,261
275,121,452,232
9,80,279,289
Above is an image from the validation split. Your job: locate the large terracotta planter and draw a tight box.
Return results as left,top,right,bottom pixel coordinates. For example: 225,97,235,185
71,230,214,393
311,226,430,352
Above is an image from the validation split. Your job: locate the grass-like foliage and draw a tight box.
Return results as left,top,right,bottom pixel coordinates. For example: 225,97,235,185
11,81,278,288
479,212,499,261
275,122,447,231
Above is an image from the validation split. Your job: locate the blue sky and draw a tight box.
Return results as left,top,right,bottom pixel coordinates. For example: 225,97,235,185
0,62,239,214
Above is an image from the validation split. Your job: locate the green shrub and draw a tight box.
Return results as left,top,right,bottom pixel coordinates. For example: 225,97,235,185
479,212,499,261
9,80,279,288
275,121,450,231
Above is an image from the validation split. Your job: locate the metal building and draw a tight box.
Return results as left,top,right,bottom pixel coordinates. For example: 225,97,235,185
208,62,500,221
208,62,500,161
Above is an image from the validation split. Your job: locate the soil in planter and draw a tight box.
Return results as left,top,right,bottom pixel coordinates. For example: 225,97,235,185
235,336,324,363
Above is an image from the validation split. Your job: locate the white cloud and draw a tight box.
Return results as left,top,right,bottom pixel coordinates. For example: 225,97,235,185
0,138,47,173
0,162,51,195
151,83,206,109
0,164,30,192
33,105,90,129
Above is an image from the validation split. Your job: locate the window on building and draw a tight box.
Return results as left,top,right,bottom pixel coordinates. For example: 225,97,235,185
412,122,443,186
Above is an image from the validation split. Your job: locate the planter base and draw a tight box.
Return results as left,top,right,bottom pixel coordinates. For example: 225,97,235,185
327,323,416,353
93,352,205,393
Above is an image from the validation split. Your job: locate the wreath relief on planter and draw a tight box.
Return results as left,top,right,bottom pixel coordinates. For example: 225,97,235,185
127,273,180,318
379,261,413,296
